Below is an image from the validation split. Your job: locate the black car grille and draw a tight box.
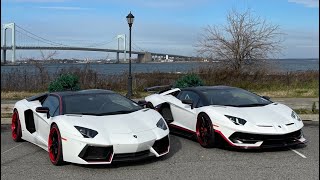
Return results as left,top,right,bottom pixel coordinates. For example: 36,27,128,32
152,136,169,155
78,145,113,162
229,130,303,146
112,150,152,162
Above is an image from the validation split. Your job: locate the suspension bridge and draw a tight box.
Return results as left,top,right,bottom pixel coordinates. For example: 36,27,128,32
1,23,192,64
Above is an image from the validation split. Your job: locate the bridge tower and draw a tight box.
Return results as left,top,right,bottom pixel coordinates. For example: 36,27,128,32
116,34,127,63
2,23,16,64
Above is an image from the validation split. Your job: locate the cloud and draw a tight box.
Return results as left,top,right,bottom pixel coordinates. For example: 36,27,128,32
296,45,319,48
105,0,208,9
11,0,67,2
37,6,92,10
288,0,319,8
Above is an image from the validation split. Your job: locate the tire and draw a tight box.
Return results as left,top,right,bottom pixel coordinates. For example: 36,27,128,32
48,124,64,166
160,106,173,124
196,113,215,148
11,109,22,142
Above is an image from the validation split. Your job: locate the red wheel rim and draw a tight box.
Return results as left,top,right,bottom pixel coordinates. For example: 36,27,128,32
196,115,212,146
11,111,18,140
48,127,61,163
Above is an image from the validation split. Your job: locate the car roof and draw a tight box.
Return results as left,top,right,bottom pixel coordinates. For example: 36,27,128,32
50,89,115,97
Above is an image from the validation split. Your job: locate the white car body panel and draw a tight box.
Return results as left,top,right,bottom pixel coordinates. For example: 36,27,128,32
13,96,170,165
145,87,306,148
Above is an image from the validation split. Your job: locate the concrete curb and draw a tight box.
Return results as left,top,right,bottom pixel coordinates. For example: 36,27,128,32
299,114,319,121
1,118,11,124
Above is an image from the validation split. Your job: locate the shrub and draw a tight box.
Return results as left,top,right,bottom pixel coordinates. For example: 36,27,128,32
48,74,80,92
174,74,204,88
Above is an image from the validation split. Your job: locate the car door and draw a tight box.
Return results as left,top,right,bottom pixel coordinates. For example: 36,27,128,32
170,90,201,131
35,95,60,147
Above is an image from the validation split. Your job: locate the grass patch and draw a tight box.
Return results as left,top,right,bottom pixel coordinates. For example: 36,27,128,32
1,65,318,99
1,90,153,100
1,91,41,100
0,89,318,101
1,113,12,118
294,109,319,114
255,89,319,98
117,91,153,99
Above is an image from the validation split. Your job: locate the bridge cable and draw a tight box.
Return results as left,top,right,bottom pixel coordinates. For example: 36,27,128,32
15,29,64,47
15,25,70,47
16,24,118,48
132,42,146,52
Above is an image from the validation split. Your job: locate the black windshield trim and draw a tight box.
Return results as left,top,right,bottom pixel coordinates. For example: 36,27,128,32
61,93,142,115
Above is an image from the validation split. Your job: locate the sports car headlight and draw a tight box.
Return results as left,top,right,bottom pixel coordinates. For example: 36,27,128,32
225,115,247,125
74,126,98,138
156,118,168,130
291,111,301,121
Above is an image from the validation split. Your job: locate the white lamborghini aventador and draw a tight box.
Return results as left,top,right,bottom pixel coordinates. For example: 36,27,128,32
11,89,170,165
144,86,307,149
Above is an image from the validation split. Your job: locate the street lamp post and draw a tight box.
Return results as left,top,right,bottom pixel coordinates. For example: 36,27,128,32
126,11,134,98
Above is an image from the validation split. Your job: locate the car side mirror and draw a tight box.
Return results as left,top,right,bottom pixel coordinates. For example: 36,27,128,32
182,99,194,109
36,107,50,118
137,100,147,107
262,96,271,100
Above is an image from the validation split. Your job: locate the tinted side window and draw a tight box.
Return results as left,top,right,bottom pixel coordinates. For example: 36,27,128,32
178,91,201,107
42,95,60,117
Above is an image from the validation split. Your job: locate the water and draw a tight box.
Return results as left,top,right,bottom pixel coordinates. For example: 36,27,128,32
1,59,318,75
270,59,319,72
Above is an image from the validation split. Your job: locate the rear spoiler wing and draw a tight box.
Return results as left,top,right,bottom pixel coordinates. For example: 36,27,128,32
144,85,173,93
139,85,180,108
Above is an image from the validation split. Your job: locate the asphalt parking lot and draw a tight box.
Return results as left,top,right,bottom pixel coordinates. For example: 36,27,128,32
1,121,319,180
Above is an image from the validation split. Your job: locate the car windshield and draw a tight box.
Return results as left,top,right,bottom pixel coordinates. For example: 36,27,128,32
202,88,272,107
63,93,142,115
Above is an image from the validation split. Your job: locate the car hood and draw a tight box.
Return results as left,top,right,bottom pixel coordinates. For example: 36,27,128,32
61,109,161,135
211,103,296,126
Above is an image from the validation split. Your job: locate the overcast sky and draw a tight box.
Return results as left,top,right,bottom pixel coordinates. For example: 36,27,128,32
1,0,319,59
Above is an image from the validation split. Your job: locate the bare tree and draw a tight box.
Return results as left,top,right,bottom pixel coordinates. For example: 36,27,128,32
39,50,58,61
196,9,284,71
31,50,58,87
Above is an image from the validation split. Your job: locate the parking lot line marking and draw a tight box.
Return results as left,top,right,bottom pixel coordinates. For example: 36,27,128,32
290,148,307,158
1,143,24,155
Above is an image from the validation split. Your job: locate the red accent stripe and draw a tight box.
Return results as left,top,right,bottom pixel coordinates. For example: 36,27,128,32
109,153,114,162
51,93,63,115
61,137,67,141
214,130,235,146
214,130,260,149
169,124,195,134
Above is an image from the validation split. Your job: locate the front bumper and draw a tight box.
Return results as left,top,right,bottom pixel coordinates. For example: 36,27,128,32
216,129,307,149
63,135,170,164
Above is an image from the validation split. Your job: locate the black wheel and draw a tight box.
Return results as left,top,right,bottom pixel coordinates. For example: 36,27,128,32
160,106,173,124
48,124,64,166
196,113,215,148
11,109,22,142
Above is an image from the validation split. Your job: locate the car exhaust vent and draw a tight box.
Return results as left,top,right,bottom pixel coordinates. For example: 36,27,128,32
257,125,273,127
229,130,302,143
286,123,294,126
113,150,151,162
78,145,113,162
152,136,169,155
